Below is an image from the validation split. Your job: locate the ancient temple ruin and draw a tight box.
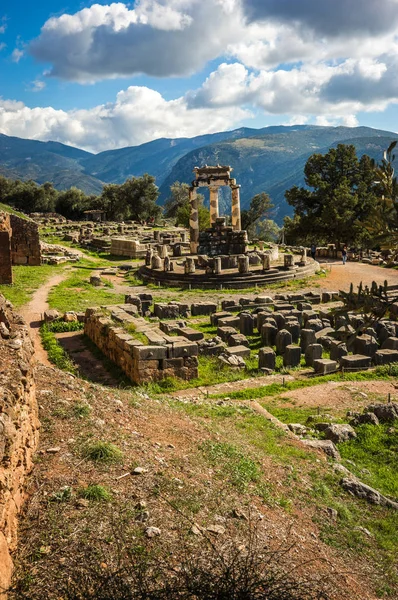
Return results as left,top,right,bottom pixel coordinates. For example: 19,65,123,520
189,165,242,253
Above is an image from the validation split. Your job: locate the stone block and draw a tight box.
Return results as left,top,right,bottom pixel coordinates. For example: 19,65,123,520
177,327,204,341
285,321,300,343
218,316,240,329
276,329,292,354
191,302,218,316
300,328,316,352
228,333,249,347
272,312,286,330
261,323,277,346
340,354,372,371
313,358,338,375
381,337,398,350
239,313,255,336
217,326,237,342
373,349,398,365
329,340,348,362
258,347,276,370
226,345,251,359
283,345,301,367
305,343,323,366
353,334,378,357
169,341,198,359
132,345,168,361
211,311,232,326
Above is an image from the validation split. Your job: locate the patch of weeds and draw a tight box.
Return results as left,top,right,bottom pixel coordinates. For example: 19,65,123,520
78,484,112,502
72,402,91,418
49,486,72,503
46,320,84,333
123,323,148,344
40,323,78,374
81,440,123,464
200,440,260,492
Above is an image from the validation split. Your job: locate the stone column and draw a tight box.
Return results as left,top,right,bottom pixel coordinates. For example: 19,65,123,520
209,185,219,225
238,255,249,273
189,187,199,254
231,184,241,231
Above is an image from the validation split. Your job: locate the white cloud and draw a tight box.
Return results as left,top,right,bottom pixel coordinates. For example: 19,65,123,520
0,42,6,51
0,86,251,152
11,48,24,62
29,0,243,81
28,79,46,92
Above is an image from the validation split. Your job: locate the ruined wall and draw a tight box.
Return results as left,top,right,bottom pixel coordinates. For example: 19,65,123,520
110,238,147,258
9,214,41,266
84,307,198,384
0,295,39,594
0,215,12,285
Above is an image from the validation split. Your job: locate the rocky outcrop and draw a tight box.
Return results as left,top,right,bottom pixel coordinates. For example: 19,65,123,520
0,294,39,595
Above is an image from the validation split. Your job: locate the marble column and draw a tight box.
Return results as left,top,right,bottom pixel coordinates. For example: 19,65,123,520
189,186,199,254
231,184,241,231
209,185,219,225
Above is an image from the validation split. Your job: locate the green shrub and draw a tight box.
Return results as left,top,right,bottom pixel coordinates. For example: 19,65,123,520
82,440,123,464
78,484,112,502
72,402,91,418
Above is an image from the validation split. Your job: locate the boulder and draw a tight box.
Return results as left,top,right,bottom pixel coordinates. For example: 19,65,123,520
323,424,357,444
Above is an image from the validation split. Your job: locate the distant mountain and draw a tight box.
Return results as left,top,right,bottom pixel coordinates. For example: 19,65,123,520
0,125,396,223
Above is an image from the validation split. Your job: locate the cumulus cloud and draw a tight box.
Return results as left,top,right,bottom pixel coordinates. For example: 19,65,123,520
188,59,398,121
29,0,243,81
0,86,250,152
242,0,398,37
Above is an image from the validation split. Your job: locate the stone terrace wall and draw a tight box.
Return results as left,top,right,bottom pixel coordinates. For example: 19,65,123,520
0,294,39,594
84,305,198,384
9,214,41,266
0,215,12,285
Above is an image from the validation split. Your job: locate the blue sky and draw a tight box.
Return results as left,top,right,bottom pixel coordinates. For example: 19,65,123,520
1,0,398,153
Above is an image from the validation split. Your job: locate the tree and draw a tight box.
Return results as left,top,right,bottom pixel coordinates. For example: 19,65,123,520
365,141,398,250
164,182,190,219
255,219,280,242
284,144,377,248
241,192,273,235
56,187,91,219
165,181,209,229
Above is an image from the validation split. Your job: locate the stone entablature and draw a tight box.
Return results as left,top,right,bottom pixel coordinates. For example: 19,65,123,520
84,305,199,385
0,294,39,592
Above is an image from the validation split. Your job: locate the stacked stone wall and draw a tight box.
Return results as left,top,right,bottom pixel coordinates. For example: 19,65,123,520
0,215,12,285
0,294,39,593
84,306,198,384
9,214,41,266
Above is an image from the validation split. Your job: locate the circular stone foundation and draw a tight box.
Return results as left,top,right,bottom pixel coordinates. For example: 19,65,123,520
139,257,319,289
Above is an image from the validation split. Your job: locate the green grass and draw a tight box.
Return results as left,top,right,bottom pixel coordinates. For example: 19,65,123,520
338,424,398,498
72,402,91,418
40,323,78,374
81,440,123,464
200,440,260,492
48,261,125,313
78,484,112,502
0,264,61,308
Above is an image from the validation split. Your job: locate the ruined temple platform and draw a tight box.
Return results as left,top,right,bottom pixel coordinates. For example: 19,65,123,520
139,258,319,290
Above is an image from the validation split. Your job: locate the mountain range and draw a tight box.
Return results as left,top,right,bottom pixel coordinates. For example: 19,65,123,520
1,125,397,223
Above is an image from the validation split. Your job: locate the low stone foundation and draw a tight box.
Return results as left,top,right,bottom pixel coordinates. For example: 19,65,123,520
84,306,199,384
0,295,39,594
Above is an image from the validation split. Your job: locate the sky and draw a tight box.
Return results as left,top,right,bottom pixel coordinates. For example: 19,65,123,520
1,0,398,154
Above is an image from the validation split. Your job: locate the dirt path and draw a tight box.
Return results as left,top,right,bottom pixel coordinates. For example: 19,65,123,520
19,272,68,366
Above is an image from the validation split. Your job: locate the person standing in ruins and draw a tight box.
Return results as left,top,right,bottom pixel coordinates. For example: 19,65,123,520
342,245,347,265
310,243,317,260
